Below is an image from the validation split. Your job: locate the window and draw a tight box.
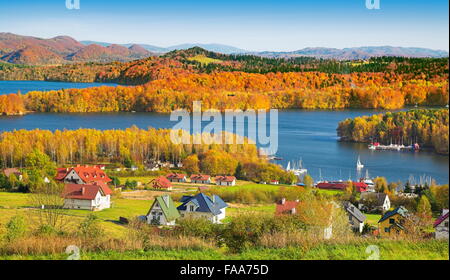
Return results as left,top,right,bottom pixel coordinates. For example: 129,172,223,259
445,222,449,228
189,205,195,212
389,218,395,224
384,228,390,233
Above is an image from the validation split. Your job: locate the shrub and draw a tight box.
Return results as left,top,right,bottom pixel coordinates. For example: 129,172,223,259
78,214,104,239
5,215,27,242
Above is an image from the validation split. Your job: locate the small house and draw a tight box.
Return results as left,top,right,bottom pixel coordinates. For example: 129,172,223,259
434,209,449,240
360,192,391,213
62,183,112,211
166,173,187,183
378,206,409,237
190,174,211,184
275,198,299,215
270,180,280,185
151,176,173,191
343,201,366,233
1,168,22,180
215,176,236,186
146,195,180,226
177,193,228,224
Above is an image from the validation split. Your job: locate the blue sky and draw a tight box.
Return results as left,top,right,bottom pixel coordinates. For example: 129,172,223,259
0,0,448,51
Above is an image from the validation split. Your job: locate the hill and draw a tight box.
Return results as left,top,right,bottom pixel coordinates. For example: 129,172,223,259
254,46,449,60
0,33,153,65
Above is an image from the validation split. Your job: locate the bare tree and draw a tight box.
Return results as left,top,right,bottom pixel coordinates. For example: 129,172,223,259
28,181,69,231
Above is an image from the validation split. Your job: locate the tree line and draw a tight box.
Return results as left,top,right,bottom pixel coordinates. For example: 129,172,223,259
337,109,449,154
0,71,447,115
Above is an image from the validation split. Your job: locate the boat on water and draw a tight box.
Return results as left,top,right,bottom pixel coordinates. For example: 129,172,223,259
286,159,308,177
356,156,364,170
360,169,375,192
368,142,420,151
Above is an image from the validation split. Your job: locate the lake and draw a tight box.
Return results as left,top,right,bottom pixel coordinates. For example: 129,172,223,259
1,111,448,185
0,81,448,184
0,80,117,95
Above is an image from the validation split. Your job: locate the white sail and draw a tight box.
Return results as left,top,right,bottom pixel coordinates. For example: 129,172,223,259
356,156,364,169
286,161,291,171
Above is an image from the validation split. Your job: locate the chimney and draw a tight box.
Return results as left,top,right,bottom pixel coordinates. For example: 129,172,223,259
212,195,216,204
281,198,286,205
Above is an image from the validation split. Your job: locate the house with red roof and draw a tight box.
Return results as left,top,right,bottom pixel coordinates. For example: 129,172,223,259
55,165,112,185
316,181,368,193
215,176,236,186
190,174,211,184
1,168,22,180
151,176,173,190
166,173,187,183
434,209,449,239
275,198,300,215
62,182,112,211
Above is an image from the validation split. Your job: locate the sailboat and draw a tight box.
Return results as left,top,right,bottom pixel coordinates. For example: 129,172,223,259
288,158,308,177
356,155,364,170
363,169,375,192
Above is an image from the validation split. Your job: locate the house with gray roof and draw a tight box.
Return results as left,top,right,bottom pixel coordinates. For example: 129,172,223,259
343,201,366,233
359,192,391,213
177,193,228,224
146,195,180,226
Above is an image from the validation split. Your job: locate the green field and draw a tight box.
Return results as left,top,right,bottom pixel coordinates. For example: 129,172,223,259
1,240,447,260
187,55,223,65
0,191,448,260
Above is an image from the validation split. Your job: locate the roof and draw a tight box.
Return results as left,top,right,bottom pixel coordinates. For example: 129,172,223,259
215,176,236,182
1,168,21,177
148,195,180,221
316,182,347,190
378,206,409,223
316,181,367,192
152,176,172,189
62,183,112,200
55,165,112,184
177,193,227,215
434,211,449,227
343,201,366,223
275,200,300,215
166,173,186,180
361,192,389,205
190,174,211,181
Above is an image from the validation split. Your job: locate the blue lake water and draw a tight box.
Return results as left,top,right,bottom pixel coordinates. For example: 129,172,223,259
0,80,117,95
1,111,448,185
0,81,448,184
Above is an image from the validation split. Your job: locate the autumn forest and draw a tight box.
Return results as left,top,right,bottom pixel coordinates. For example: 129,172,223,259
0,48,448,115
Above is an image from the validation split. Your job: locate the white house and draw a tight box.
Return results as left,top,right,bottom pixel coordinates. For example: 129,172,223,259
55,165,112,185
146,195,180,226
215,176,236,186
343,201,366,233
434,209,449,240
177,193,228,224
62,183,112,211
166,173,187,183
190,174,211,184
360,192,391,212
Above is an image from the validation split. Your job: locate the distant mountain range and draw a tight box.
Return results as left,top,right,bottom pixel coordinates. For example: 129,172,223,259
0,32,448,65
253,46,449,60
0,33,154,65
80,41,248,55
